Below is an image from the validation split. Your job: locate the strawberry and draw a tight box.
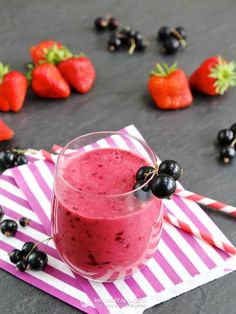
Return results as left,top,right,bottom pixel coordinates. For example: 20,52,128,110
45,45,96,94
58,56,96,94
148,63,193,110
28,63,70,98
190,56,236,95
0,63,28,112
30,40,62,65
0,119,14,142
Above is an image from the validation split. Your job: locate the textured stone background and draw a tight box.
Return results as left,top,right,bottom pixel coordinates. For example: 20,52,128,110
0,0,236,313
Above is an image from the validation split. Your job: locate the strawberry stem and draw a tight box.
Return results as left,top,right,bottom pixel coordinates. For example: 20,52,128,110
209,56,236,94
45,45,73,64
0,63,10,83
25,63,35,85
150,62,177,77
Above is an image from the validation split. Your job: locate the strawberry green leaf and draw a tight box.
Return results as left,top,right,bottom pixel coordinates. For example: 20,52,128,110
0,63,10,83
45,45,73,64
209,57,236,94
150,62,177,77
25,63,35,85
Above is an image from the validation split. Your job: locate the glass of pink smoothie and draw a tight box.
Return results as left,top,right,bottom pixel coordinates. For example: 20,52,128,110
51,132,163,281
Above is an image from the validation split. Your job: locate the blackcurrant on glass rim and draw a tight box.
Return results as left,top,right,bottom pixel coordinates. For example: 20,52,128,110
56,131,158,198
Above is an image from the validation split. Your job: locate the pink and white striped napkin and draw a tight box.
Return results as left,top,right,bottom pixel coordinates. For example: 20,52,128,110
0,125,236,314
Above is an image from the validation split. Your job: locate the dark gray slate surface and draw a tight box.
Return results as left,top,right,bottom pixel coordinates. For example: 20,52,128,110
0,0,236,313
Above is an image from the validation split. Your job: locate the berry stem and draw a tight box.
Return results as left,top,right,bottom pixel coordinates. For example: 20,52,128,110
12,148,46,156
230,137,236,148
170,28,186,47
128,38,136,55
24,236,52,261
223,137,236,164
143,163,159,180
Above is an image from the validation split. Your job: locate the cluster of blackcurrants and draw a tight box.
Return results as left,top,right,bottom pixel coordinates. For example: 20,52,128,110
0,148,28,173
133,160,182,201
0,206,48,272
217,123,236,163
157,26,187,55
9,242,48,272
94,16,120,31
94,16,149,54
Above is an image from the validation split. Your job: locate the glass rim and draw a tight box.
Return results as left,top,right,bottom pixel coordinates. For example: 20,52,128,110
56,131,158,198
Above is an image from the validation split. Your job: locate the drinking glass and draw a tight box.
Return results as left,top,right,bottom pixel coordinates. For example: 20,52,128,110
51,132,163,281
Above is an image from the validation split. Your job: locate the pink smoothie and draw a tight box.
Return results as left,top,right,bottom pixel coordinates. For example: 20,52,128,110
52,148,162,281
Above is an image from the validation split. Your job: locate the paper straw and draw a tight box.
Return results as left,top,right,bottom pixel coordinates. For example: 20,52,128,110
40,149,58,163
42,147,236,218
175,188,236,217
29,147,236,255
164,212,236,255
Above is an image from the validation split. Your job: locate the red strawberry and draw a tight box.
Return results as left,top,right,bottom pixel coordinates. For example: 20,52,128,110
58,56,96,93
0,119,14,142
30,63,70,98
45,46,96,94
148,63,193,110
30,40,62,65
190,56,236,95
0,64,28,112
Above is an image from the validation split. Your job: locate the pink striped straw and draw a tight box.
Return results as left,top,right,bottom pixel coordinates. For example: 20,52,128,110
40,149,58,163
175,188,236,217
32,147,236,255
164,212,236,255
40,147,236,218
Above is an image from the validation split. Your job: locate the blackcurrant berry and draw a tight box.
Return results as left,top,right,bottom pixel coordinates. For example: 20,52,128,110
162,37,180,54
0,150,7,169
1,151,15,169
8,249,24,264
230,123,236,135
21,242,38,257
133,181,153,202
94,17,108,31
150,174,176,199
117,27,133,46
219,146,236,163
175,26,187,40
136,166,155,182
27,250,48,271
108,17,119,30
119,26,132,38
19,217,30,227
0,219,18,236
217,129,234,146
135,39,149,51
131,31,143,41
0,206,4,220
16,260,27,272
15,154,28,166
108,33,122,51
158,160,182,180
157,26,172,42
